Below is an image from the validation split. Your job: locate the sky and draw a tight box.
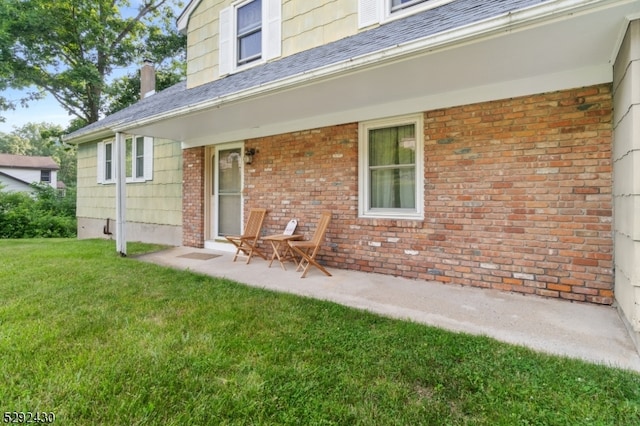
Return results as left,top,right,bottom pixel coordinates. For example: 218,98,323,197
0,89,72,134
0,1,182,135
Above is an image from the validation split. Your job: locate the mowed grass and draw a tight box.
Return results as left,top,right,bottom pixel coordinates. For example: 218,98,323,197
1,239,639,425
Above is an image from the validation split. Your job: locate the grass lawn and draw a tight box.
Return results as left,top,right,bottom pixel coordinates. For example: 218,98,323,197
1,239,639,425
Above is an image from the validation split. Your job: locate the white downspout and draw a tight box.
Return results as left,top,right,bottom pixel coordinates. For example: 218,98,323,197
115,132,127,256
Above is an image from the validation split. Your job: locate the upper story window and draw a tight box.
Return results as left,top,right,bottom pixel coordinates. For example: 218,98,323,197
359,0,454,28
219,0,281,76
40,170,51,183
237,0,262,66
391,0,427,12
97,136,153,184
358,114,424,220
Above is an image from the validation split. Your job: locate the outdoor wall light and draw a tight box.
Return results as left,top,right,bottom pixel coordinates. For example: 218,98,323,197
244,148,256,164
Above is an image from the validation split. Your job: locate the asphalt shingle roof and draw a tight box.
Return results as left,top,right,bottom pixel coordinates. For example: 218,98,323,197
0,153,59,170
66,0,547,141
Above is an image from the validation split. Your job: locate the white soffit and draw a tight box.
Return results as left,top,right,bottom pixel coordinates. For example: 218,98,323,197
132,0,640,146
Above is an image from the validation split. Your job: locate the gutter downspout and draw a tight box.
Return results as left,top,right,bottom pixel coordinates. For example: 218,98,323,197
115,132,127,256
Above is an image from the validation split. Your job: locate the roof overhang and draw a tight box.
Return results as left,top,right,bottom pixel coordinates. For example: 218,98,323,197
177,0,202,34
117,0,640,147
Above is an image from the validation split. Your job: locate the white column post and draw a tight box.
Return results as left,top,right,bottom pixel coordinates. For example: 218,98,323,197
115,132,127,256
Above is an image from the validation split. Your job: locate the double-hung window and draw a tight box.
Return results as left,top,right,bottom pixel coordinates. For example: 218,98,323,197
219,0,281,75
97,141,114,183
390,0,427,12
125,136,147,180
359,115,424,219
40,170,51,183
236,0,262,65
358,0,454,28
97,136,153,184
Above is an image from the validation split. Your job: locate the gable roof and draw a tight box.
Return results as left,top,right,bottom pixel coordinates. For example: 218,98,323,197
176,0,202,34
65,0,549,143
0,153,59,170
0,170,31,186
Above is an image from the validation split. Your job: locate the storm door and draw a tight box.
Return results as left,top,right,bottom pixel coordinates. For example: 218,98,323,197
213,144,243,238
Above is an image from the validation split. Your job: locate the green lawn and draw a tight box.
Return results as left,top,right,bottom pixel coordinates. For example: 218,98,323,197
1,239,639,425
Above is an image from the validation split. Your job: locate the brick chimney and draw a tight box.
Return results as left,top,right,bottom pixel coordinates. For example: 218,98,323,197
140,59,156,99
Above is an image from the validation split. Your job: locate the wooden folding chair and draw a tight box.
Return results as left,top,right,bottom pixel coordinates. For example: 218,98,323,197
288,211,332,278
224,208,267,264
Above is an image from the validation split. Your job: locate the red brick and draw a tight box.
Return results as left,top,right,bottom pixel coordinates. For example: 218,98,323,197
180,85,613,305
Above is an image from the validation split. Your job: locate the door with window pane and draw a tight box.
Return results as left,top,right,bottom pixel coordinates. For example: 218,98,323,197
215,146,242,237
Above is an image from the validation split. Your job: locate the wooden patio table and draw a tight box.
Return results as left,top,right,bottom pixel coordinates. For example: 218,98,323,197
263,234,303,270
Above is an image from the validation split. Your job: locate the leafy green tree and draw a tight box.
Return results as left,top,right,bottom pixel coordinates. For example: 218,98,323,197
0,122,77,186
0,183,76,238
105,65,185,115
0,0,186,126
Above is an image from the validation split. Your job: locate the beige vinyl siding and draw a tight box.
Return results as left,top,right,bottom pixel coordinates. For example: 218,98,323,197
281,0,357,57
76,138,182,227
186,0,358,89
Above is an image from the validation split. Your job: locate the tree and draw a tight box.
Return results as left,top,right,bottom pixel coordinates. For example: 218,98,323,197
0,122,77,186
104,67,184,115
0,0,186,127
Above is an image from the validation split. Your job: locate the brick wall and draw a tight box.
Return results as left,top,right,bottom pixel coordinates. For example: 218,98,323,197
422,85,613,304
182,146,205,247
186,84,614,304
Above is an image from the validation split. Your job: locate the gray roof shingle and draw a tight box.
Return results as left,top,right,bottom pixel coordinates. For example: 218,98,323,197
66,0,547,141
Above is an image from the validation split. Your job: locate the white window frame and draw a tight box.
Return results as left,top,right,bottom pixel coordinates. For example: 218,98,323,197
235,0,262,66
97,140,115,184
124,135,153,183
358,0,455,28
40,170,51,183
358,114,424,220
97,136,153,185
219,0,281,76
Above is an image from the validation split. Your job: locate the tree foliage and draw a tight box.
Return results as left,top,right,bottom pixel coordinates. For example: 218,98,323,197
0,0,186,127
0,122,77,186
0,183,76,238
104,66,184,116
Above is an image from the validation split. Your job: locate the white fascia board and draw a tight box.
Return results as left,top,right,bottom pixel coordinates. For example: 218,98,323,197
611,12,640,64
63,128,117,145
177,0,203,34
117,0,630,135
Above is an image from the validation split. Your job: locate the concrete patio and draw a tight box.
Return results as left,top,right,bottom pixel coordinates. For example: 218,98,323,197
136,246,640,373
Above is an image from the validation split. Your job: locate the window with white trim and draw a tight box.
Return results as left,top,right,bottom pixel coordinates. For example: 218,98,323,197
97,136,153,184
358,0,454,28
219,0,281,76
237,0,262,65
359,115,424,219
97,140,114,184
40,170,51,183
391,0,427,12
125,135,149,181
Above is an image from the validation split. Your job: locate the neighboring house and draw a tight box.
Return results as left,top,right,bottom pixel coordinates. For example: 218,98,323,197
64,0,640,351
0,153,60,192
